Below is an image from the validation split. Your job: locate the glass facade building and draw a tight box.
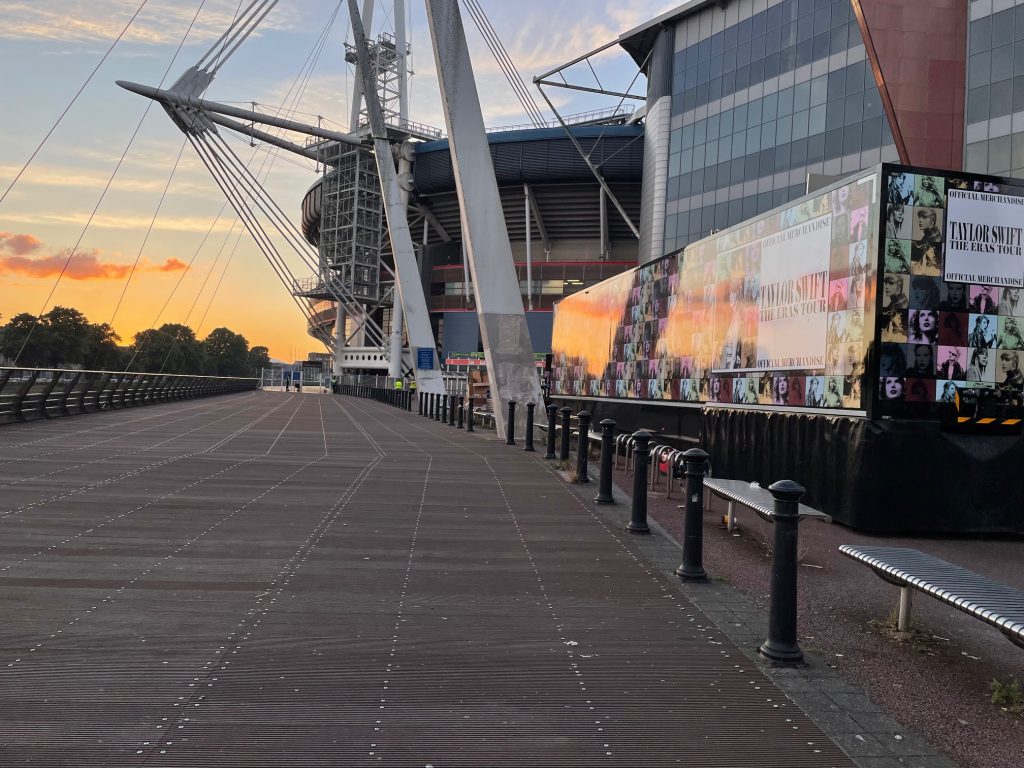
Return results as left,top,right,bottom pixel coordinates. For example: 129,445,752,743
664,0,899,253
964,0,1024,176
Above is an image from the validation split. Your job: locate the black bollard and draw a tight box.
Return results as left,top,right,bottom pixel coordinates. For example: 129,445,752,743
428,393,434,419
544,404,558,459
594,419,616,504
466,396,475,432
505,400,517,445
457,396,465,429
418,393,423,416
559,407,572,461
676,448,709,582
524,403,535,452
436,393,443,422
626,430,652,534
759,480,807,665
575,411,591,483
448,395,457,426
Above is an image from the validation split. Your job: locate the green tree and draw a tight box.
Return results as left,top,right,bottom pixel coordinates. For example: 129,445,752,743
84,323,124,370
246,345,272,377
0,313,54,367
44,306,90,366
129,323,205,374
202,327,250,377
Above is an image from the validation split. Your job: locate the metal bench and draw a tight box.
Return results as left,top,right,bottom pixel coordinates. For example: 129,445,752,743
703,478,831,530
839,545,1024,649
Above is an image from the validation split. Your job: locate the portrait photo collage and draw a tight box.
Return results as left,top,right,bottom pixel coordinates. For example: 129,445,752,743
879,169,1024,411
550,173,877,411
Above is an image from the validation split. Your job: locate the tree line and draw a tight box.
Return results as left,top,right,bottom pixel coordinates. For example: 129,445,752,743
0,307,272,378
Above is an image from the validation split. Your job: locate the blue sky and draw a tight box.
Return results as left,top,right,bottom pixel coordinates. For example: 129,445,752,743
0,0,676,361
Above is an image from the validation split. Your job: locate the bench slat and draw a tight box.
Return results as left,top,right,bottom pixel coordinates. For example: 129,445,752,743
839,545,1024,640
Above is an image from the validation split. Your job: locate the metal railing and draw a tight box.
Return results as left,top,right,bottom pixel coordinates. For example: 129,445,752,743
0,367,259,426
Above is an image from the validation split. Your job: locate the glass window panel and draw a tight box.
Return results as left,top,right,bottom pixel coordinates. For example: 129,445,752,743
762,119,777,146
1012,134,1024,170
992,44,1014,84
723,70,736,95
863,88,882,119
707,113,721,138
746,125,762,154
1015,41,1024,78
678,172,692,197
728,198,743,226
965,141,988,173
967,85,990,124
992,8,1014,49
1017,4,1024,41
715,202,729,230
693,143,706,168
970,51,992,90
798,13,814,42
809,104,827,135
765,51,781,80
767,25,782,52
683,88,697,112
991,135,1011,173
737,42,751,67
751,34,766,61
882,120,893,146
725,25,738,49
736,65,750,91
679,148,693,173
706,139,719,165
792,109,809,140
702,206,715,231
1014,75,1024,112
782,21,797,47
757,191,773,212
733,131,747,157
711,55,724,80
794,81,811,112
843,122,862,155
749,59,765,85
824,128,844,160
797,39,814,68
847,20,862,47
745,153,760,181
704,168,717,192
825,100,846,131
762,92,778,122
738,17,752,43
747,98,763,128
861,115,883,150
810,75,828,107
696,81,709,106
827,68,847,101
711,31,724,57
846,61,866,94
778,87,794,116
670,152,681,177
814,7,830,36
773,188,790,207
791,136,808,166
670,129,682,155
698,38,711,61
681,123,694,148
694,119,708,145
807,132,825,163
734,102,748,126
698,60,711,85
776,113,793,144
781,44,797,73
812,32,829,62
760,147,775,175
831,0,849,26
775,141,792,172
829,24,848,55
719,108,734,136
743,195,757,219
767,2,783,29
844,92,864,125
718,162,732,187
971,16,992,54
731,157,745,184
991,78,1013,119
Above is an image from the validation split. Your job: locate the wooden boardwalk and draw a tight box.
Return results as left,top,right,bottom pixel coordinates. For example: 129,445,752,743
0,391,853,766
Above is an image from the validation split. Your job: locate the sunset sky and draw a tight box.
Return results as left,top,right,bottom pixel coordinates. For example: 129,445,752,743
0,0,674,363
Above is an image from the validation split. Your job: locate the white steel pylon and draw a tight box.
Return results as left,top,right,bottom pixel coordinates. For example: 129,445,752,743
347,0,444,394
422,0,543,438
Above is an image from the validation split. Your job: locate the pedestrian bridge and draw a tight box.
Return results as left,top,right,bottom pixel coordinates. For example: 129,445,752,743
0,390,851,766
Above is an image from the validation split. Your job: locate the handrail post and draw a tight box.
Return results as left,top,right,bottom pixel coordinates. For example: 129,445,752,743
558,407,572,460
575,411,591,483
523,402,535,451
505,400,517,445
13,370,40,421
626,430,651,534
676,448,710,581
595,419,615,504
759,480,807,665
544,404,557,459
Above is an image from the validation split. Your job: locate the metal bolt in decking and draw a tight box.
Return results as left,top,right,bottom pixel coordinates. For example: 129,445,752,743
505,400,517,445
594,419,615,504
558,407,572,461
524,402,536,452
575,411,591,483
758,480,807,665
676,448,709,582
626,430,652,534
544,404,558,459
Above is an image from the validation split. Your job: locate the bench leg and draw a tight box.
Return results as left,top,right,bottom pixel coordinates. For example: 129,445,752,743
898,586,913,632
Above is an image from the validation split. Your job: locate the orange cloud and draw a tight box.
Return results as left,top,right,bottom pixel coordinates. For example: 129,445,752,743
0,231,43,255
0,232,188,281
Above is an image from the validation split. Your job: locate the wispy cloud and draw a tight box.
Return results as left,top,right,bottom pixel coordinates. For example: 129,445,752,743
0,231,188,279
0,0,307,45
